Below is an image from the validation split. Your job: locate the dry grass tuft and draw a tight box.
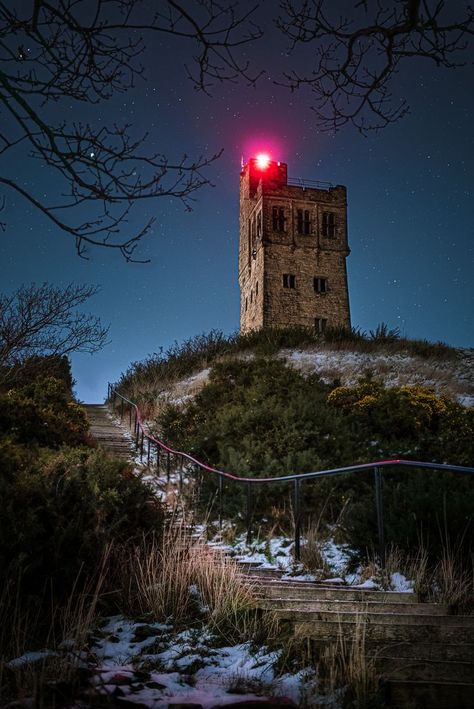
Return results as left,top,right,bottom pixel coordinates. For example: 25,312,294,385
119,521,274,643
0,545,112,707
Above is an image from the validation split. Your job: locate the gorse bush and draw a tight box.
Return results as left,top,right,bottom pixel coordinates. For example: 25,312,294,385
0,356,165,603
0,444,164,598
156,357,473,558
114,326,457,406
0,376,90,448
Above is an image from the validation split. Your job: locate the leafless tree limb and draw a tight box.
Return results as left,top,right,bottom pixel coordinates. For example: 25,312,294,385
0,0,262,258
276,0,473,132
0,283,109,373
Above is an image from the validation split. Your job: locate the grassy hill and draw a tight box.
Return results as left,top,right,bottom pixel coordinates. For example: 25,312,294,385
113,327,474,561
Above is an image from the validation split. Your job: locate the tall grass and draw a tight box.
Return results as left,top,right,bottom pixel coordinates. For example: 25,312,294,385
0,546,112,707
113,326,457,406
119,522,274,643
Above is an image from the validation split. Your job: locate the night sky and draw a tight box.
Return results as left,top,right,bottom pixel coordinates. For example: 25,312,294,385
1,1,473,403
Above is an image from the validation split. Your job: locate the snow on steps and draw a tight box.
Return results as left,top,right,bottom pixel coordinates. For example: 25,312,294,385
83,407,474,707
83,404,135,460
247,569,474,708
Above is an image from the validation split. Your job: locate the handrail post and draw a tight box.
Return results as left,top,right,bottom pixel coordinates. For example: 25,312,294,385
374,466,385,568
140,430,144,461
120,398,124,421
156,446,160,473
246,482,253,545
166,452,171,483
218,476,223,531
294,479,301,562
147,438,151,467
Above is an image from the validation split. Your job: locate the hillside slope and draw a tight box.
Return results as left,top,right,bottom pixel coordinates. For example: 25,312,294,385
161,345,474,409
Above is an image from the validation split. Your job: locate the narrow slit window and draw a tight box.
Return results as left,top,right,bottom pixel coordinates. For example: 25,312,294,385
314,317,327,333
272,206,286,232
322,211,336,237
314,277,328,293
283,273,296,289
297,209,311,235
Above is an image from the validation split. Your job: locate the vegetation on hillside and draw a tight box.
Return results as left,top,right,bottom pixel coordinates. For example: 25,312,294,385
156,356,473,559
0,355,166,704
114,326,458,410
113,328,472,562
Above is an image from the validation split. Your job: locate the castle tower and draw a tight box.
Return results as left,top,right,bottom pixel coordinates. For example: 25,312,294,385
239,155,351,333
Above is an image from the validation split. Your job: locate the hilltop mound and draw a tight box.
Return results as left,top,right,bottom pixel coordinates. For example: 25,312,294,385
115,327,473,413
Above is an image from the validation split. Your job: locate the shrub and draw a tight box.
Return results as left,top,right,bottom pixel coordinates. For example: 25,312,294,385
157,360,473,559
0,376,90,448
0,446,164,598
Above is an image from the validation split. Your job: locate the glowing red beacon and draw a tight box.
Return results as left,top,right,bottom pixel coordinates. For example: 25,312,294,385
255,153,271,170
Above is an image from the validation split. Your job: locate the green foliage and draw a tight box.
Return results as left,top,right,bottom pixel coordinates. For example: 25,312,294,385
0,445,164,597
158,359,473,557
0,355,74,392
115,326,457,403
0,354,165,603
0,376,89,448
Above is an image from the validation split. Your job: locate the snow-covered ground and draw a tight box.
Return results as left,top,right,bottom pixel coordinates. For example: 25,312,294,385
154,347,474,409
88,616,317,708
210,530,413,593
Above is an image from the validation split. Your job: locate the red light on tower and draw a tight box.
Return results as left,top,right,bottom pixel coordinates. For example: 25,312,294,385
255,153,271,170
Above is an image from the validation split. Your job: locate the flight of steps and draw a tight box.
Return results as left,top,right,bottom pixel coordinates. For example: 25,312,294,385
84,405,474,707
83,404,135,460
244,568,474,708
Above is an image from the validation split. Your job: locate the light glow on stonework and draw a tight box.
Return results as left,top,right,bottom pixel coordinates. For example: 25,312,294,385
255,153,271,169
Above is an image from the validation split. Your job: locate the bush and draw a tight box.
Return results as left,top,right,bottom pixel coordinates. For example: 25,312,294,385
157,359,473,559
0,445,164,598
0,376,90,448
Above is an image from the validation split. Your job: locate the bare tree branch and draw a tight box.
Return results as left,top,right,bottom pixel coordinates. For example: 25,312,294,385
0,283,109,376
276,0,473,132
0,0,262,258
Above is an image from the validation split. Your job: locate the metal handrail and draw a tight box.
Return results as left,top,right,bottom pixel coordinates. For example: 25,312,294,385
107,384,474,566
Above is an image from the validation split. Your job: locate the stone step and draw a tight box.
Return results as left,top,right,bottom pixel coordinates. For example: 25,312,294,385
83,403,135,461
375,656,474,684
315,639,474,664
258,581,416,604
278,607,474,627
383,679,474,709
293,618,474,643
260,598,449,615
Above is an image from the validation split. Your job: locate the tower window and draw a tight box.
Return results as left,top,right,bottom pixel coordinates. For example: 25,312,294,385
272,206,286,232
314,277,328,293
283,273,296,289
250,289,253,303
322,211,336,237
315,317,327,333
256,281,259,296
245,298,248,312
256,211,262,237
297,209,311,235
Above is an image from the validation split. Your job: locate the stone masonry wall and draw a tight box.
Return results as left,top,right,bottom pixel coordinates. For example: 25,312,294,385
239,163,350,333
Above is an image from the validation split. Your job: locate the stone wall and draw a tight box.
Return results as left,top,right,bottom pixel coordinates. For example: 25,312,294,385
239,161,350,333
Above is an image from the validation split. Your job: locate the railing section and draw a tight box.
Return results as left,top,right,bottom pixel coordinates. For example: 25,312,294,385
107,384,474,567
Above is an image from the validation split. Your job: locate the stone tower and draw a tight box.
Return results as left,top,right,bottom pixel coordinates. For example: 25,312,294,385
239,156,351,333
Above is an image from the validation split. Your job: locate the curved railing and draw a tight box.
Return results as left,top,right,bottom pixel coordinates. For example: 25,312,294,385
107,384,474,565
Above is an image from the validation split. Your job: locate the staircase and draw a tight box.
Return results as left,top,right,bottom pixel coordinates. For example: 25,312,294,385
83,404,135,460
85,403,474,708
245,569,474,708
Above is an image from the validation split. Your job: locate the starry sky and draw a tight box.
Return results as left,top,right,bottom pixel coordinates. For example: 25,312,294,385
1,1,473,403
